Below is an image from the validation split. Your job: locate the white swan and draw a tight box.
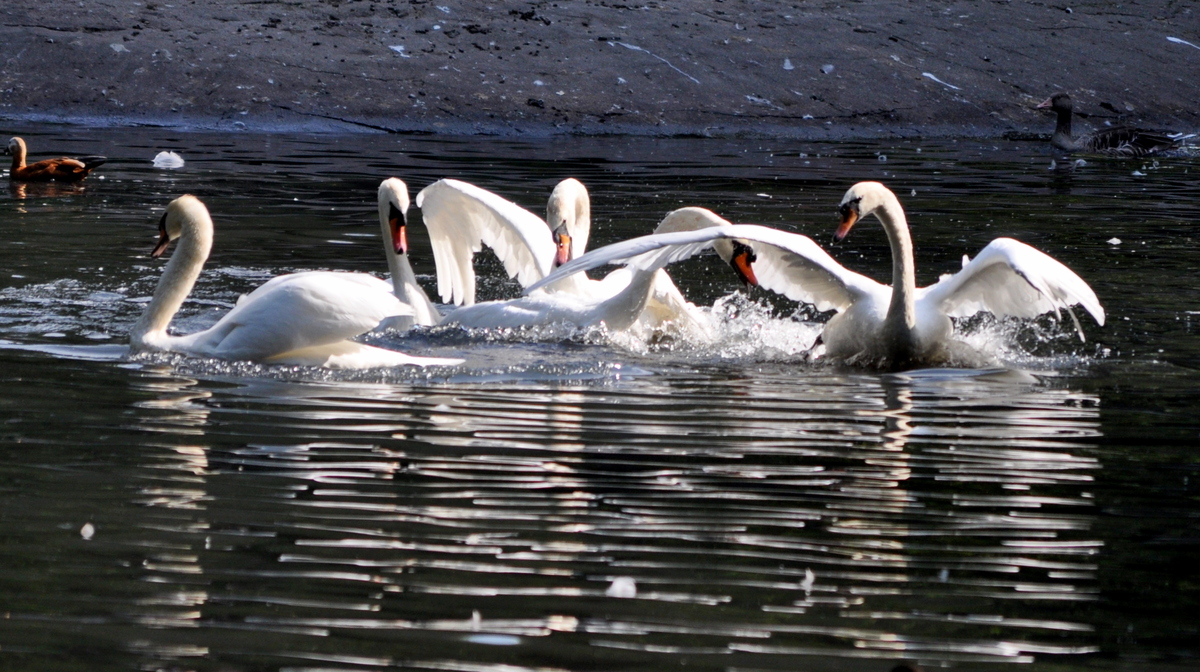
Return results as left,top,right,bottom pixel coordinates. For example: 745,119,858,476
129,194,463,369
414,177,592,306
450,207,754,334
532,183,1105,369
377,177,442,328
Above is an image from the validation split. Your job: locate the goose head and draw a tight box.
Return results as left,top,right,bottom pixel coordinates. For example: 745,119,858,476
546,178,590,267
378,177,411,255
835,181,899,242
152,194,211,257
654,206,758,287
1036,92,1072,114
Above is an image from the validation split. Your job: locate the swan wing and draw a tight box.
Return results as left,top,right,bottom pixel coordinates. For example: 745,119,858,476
526,224,881,313
183,271,412,361
415,179,556,306
920,237,1105,328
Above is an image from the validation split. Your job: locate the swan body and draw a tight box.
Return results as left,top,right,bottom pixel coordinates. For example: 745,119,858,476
1037,93,1183,157
414,177,591,306
535,185,1105,369
378,178,442,329
445,264,707,336
129,194,462,368
5,136,106,182
450,207,750,336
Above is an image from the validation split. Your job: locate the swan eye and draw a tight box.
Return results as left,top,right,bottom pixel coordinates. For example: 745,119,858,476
837,197,861,219
731,240,757,264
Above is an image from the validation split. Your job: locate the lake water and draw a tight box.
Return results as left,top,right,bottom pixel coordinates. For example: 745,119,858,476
1,128,1198,672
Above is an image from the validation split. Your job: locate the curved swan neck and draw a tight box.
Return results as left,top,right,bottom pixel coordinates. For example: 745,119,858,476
378,179,441,325
874,195,917,333
130,208,213,347
597,267,661,332
378,208,405,296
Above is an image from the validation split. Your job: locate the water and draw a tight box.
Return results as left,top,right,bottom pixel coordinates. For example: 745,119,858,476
1,128,1198,671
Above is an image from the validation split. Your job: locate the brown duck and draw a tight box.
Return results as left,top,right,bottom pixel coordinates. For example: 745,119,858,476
4,136,106,182
1037,93,1183,157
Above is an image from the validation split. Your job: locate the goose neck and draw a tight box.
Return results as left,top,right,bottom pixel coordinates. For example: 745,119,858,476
1055,106,1073,139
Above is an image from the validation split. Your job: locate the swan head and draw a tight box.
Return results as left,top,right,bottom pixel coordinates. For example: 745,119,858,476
1036,92,1072,113
654,206,758,287
378,178,411,255
835,181,900,243
152,194,211,257
546,178,590,267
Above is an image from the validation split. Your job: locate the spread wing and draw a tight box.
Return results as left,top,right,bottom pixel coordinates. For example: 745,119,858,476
919,237,1105,337
526,223,885,314
415,179,555,306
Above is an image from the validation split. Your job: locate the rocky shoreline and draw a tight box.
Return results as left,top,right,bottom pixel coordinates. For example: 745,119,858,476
2,1,1198,139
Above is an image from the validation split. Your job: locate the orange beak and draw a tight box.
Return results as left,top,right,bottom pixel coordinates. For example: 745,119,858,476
729,241,758,287
1036,97,1053,109
151,212,172,258
553,229,572,268
389,202,408,255
834,206,858,243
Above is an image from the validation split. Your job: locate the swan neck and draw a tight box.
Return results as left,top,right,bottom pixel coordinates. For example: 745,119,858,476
877,198,917,333
573,199,591,260
598,268,659,332
130,219,212,347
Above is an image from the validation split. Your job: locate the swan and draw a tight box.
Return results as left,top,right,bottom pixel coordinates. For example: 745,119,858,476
377,177,442,328
414,177,592,306
532,182,1105,370
1037,93,1185,157
5,136,106,182
129,194,463,369
449,207,756,334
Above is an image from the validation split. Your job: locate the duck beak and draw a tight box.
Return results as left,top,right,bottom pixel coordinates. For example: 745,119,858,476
151,212,172,258
553,227,572,267
1036,97,1053,109
834,205,858,243
389,202,408,255
729,240,759,287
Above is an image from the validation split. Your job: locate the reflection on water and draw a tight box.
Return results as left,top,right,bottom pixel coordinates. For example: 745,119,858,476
108,367,1104,670
1,129,1199,671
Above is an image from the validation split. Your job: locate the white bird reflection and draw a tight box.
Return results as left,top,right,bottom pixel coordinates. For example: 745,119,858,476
127,367,214,632
104,359,1106,669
